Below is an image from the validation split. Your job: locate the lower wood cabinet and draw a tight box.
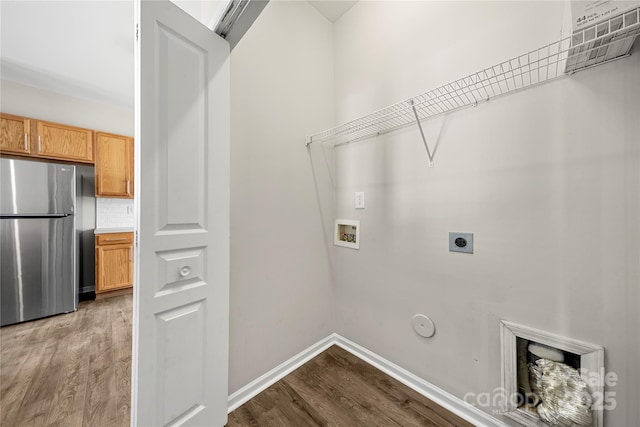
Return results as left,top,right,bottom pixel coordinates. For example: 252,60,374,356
95,232,134,294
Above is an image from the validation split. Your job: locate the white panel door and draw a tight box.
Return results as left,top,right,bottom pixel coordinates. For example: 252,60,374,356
133,1,230,425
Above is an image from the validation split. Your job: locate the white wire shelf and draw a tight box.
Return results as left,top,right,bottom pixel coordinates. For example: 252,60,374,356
306,6,640,147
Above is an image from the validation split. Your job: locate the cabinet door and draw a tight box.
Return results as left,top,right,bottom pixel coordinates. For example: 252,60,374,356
95,132,134,198
96,243,133,292
0,113,31,155
35,121,94,163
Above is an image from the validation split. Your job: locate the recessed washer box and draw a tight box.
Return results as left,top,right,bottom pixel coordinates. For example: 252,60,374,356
449,232,473,254
335,219,360,249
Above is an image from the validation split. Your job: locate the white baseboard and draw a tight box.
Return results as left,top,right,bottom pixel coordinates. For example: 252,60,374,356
228,333,507,427
333,334,508,427
227,334,336,412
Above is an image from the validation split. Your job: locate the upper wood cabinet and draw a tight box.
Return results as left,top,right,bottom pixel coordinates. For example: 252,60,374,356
35,120,94,163
95,132,134,198
0,113,31,155
0,116,137,184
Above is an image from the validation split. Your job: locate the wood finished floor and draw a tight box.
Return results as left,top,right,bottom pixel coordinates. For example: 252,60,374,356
1,295,132,427
227,345,474,427
2,297,471,427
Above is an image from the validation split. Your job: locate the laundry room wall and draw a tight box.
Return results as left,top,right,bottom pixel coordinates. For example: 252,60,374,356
228,0,335,394
331,1,640,425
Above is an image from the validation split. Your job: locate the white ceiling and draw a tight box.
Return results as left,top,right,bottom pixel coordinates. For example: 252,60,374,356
1,1,134,108
308,0,358,23
0,0,358,109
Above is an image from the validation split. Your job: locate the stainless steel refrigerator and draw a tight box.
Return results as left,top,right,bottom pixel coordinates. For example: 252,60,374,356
0,158,78,326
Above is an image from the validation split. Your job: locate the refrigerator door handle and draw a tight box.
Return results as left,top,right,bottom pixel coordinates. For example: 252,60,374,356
0,213,71,219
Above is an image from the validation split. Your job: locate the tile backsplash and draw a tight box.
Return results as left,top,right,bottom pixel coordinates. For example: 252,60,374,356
96,198,135,229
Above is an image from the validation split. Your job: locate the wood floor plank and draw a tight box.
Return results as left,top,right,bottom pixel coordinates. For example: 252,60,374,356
0,347,48,426
112,296,132,427
45,333,90,426
257,381,326,427
82,304,117,427
12,400,50,427
13,340,65,426
44,410,84,427
1,295,131,427
227,405,261,427
289,356,406,427
324,346,473,427
228,345,474,427
256,406,299,427
115,360,131,426
284,366,375,427
0,364,27,424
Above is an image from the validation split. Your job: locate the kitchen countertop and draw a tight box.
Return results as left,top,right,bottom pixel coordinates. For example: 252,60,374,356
94,227,135,235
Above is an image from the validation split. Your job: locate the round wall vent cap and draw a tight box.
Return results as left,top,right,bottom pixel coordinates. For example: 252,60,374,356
412,314,435,338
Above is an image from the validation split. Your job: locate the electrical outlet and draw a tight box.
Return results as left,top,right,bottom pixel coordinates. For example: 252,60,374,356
449,232,473,254
355,192,365,209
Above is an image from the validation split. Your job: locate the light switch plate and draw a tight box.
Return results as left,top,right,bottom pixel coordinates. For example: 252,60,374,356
449,232,473,254
355,192,365,209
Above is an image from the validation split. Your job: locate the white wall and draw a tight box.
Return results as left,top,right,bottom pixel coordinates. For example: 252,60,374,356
228,1,335,393
0,79,133,135
332,2,640,426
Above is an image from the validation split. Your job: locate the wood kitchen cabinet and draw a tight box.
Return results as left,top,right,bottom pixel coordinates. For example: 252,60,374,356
95,232,134,295
34,120,94,163
95,132,134,198
1,114,96,164
0,113,32,155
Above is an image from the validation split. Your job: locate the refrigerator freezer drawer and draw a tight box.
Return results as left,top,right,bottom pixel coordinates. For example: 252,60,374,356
0,158,75,215
1,216,77,326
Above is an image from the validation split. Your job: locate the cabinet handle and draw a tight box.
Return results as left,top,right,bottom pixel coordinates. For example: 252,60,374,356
103,238,127,242
24,133,28,151
126,179,130,194
38,136,42,153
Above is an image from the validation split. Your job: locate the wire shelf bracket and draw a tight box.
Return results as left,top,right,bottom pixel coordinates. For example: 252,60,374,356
409,100,435,167
306,7,640,159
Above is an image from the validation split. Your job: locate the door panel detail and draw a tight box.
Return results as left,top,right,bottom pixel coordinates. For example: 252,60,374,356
156,247,205,296
156,24,207,233
156,301,206,425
